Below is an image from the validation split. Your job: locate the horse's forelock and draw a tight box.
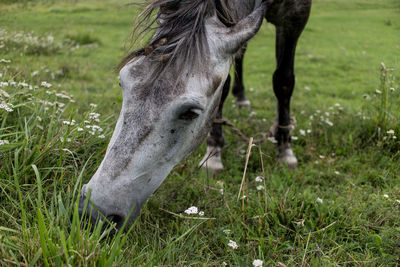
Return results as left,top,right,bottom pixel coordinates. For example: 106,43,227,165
116,0,236,86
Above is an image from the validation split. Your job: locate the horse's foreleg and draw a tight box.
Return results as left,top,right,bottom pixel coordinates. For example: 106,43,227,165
199,75,231,171
270,4,311,168
232,46,251,107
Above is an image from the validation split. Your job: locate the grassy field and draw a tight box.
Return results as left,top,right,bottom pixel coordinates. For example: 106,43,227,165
1,0,400,266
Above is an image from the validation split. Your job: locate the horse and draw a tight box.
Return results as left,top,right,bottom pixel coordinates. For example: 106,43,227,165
78,0,312,230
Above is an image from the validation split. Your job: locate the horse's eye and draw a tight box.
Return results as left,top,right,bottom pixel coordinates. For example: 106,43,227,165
179,109,201,121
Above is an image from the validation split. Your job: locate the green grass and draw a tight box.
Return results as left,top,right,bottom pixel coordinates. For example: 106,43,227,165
1,0,400,265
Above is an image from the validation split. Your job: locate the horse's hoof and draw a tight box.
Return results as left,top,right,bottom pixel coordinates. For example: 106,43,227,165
199,146,224,171
235,99,251,108
278,148,298,169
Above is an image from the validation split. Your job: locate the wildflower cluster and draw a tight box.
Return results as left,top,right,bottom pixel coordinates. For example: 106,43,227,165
294,103,343,140
361,63,399,146
0,87,14,112
255,176,264,191
0,65,108,147
183,206,204,216
0,27,86,56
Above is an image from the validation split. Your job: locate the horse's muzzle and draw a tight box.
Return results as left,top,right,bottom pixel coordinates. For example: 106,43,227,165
78,185,125,233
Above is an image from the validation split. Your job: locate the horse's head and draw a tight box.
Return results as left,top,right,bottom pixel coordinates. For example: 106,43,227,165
79,0,267,230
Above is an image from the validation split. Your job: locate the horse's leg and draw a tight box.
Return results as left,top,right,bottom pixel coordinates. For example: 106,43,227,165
268,1,311,168
232,46,251,107
199,75,231,171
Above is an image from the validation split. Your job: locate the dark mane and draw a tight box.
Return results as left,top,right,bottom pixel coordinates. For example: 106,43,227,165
116,0,239,84
116,0,212,80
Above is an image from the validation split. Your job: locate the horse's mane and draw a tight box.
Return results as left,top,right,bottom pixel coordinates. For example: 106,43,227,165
116,0,238,85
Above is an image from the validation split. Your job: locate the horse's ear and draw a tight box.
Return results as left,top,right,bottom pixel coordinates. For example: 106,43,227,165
217,1,268,55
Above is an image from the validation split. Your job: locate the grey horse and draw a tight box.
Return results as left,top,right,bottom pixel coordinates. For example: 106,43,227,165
79,0,311,230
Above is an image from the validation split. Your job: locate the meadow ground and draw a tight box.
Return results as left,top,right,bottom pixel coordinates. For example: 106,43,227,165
0,0,400,266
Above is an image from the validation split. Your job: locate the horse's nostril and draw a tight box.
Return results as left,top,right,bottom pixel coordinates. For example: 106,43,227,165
106,214,124,228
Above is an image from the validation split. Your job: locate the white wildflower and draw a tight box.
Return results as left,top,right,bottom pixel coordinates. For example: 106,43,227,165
316,197,323,204
299,129,306,136
41,81,52,88
55,93,71,100
89,112,100,122
0,59,11,63
256,185,264,191
54,101,65,108
291,136,298,140
184,206,198,215
59,137,71,143
62,120,75,126
334,103,341,107
363,94,371,100
0,102,14,112
383,194,389,198
219,188,224,195
31,70,39,76
249,87,254,92
255,176,263,183
250,111,256,117
240,195,247,200
375,89,382,94
98,134,105,139
222,229,231,235
334,171,340,175
36,116,42,122
199,211,204,216
0,82,9,87
227,240,238,249
387,129,395,134
307,129,312,134
252,259,263,267
0,140,10,145
77,127,84,132
0,89,10,98
294,219,305,227
18,82,28,87
325,119,333,126
390,87,395,92
319,155,325,159
90,103,97,108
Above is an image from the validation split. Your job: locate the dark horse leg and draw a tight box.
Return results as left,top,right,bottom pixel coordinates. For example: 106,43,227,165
199,75,231,171
232,46,251,107
267,0,312,168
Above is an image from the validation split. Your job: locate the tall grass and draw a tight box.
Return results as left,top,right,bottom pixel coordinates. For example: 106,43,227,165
0,68,133,266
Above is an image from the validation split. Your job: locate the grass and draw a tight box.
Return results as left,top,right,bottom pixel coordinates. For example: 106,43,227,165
1,0,400,265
